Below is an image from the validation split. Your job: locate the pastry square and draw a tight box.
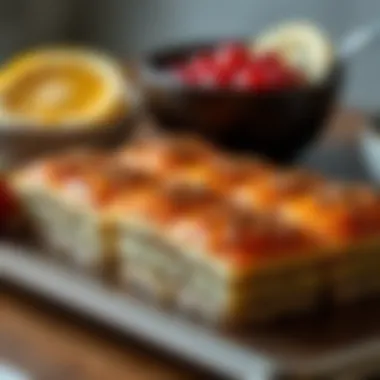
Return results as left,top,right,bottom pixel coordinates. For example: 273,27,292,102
11,150,106,252
12,136,380,325
109,184,220,303
280,183,380,302
166,204,325,324
110,179,325,324
52,162,157,271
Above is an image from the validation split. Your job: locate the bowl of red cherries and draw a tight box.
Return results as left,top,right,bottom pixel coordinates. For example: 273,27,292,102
140,21,343,162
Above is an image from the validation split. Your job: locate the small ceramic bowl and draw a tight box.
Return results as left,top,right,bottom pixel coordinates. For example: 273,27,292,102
140,41,344,163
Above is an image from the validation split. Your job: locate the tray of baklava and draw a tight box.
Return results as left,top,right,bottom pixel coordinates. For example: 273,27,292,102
4,135,380,379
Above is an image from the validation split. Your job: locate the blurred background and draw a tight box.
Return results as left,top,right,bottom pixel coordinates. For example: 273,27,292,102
6,0,380,111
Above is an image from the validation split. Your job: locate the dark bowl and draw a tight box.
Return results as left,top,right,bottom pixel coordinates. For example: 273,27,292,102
140,41,344,163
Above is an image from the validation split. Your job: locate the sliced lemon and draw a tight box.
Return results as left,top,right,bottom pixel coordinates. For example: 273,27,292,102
0,47,130,128
254,21,335,83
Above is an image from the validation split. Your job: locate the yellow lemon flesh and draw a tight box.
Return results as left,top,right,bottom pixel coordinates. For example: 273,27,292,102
0,48,129,128
254,21,334,83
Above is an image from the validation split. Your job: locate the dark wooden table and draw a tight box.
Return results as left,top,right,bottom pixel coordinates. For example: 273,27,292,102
0,285,225,380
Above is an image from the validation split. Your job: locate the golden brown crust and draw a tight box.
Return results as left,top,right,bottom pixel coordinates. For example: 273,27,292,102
56,162,158,208
10,149,106,191
231,168,325,212
167,205,317,269
280,183,380,243
116,135,219,175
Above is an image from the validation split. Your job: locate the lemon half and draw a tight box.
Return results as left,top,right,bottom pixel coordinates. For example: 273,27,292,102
254,21,335,83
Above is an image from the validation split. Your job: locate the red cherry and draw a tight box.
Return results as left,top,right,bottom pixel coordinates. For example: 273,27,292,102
177,64,198,85
253,52,283,69
214,42,252,71
217,66,239,87
260,67,290,90
234,66,265,90
192,58,217,87
235,53,306,91
174,53,215,86
198,71,218,88
187,54,219,86
281,68,306,88
190,54,215,73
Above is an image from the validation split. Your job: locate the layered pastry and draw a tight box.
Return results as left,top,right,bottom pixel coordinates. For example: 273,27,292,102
10,135,380,325
280,183,380,302
11,149,107,252
53,165,158,271
107,181,325,323
107,184,220,303
166,202,324,324
11,150,124,269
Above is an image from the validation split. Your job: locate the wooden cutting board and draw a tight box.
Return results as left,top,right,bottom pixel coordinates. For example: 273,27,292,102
0,287,223,380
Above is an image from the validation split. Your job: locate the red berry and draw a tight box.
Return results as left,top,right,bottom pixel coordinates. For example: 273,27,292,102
214,42,251,71
234,66,265,90
190,54,215,73
211,66,237,88
177,65,198,85
175,53,216,86
188,54,219,87
234,53,306,92
175,44,305,91
198,70,217,88
253,52,283,69
261,67,289,90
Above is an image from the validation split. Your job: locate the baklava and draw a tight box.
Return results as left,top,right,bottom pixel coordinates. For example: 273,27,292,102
11,149,107,253
108,181,325,324
280,183,380,302
166,203,324,324
107,185,219,303
10,135,380,325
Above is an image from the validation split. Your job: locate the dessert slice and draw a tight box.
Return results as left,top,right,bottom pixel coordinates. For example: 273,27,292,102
281,183,380,302
108,184,221,303
10,149,106,252
166,205,324,325
110,178,324,324
49,160,157,271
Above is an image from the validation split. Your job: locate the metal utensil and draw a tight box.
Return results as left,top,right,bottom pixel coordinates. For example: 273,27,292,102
339,20,380,60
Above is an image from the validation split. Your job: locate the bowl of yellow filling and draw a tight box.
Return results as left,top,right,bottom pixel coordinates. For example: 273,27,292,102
0,47,138,169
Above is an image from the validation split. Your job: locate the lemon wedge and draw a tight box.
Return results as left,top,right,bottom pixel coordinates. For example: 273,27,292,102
0,47,129,128
254,21,335,83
